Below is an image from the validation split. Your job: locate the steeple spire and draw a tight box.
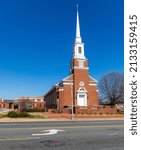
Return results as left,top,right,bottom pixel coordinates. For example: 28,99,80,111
72,4,85,60
75,4,82,43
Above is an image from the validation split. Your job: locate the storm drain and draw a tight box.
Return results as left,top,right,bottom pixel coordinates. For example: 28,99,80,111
40,140,65,147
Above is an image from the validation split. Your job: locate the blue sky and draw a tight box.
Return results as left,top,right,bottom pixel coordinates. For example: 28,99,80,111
0,0,123,99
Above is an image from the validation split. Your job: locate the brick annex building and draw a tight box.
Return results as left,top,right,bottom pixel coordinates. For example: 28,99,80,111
44,8,100,113
0,97,45,111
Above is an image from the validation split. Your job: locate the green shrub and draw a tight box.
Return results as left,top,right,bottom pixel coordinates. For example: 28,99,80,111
18,112,31,118
7,111,31,118
7,111,18,118
27,109,45,112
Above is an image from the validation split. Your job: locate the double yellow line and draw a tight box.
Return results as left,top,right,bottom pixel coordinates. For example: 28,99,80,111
0,137,40,141
0,124,123,131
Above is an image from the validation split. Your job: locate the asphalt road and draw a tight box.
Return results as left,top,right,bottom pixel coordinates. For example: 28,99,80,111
0,120,124,150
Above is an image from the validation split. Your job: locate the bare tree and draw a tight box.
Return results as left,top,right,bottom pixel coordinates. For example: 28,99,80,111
98,72,124,105
20,99,30,112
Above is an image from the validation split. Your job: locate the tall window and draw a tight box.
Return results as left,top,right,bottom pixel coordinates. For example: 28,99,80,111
78,47,82,53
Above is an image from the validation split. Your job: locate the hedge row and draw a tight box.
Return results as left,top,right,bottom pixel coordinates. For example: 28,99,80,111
7,111,31,118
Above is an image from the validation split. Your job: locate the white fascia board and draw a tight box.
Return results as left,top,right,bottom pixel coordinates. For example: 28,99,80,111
89,83,97,86
89,75,98,83
62,74,73,81
63,82,73,85
73,66,89,70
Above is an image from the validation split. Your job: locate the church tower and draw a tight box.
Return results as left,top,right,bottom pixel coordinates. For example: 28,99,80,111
73,5,85,60
44,5,99,113
70,5,93,107
70,5,88,74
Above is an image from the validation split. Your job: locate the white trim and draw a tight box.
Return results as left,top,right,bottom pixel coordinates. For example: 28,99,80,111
89,83,97,86
89,75,98,83
63,83,73,85
73,58,88,61
55,83,59,86
58,89,64,92
77,59,86,62
77,87,88,93
89,81,97,83
73,66,89,70
62,74,73,81
79,81,84,86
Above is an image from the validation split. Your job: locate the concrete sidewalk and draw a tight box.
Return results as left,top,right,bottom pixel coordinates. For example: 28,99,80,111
0,113,124,122
46,113,123,118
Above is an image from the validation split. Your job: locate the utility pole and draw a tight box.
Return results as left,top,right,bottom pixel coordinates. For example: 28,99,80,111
71,79,74,120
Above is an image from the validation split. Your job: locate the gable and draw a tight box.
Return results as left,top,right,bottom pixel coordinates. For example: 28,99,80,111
89,75,98,83
62,74,73,81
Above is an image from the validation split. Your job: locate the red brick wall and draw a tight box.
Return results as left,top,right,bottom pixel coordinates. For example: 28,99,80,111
88,86,99,105
30,101,45,109
44,57,100,113
0,99,14,109
73,59,99,106
75,106,117,114
63,84,71,106
44,87,57,109
19,97,45,111
44,55,100,114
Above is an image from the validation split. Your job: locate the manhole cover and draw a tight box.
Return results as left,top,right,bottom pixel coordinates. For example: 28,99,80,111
41,140,65,147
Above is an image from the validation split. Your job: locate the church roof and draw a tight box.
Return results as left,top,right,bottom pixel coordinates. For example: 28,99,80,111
89,75,98,83
62,74,73,81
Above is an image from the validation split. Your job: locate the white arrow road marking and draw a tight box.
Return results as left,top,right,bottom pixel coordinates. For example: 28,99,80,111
32,129,65,136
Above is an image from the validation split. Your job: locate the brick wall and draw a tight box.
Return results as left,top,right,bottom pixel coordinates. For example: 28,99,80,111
75,105,117,114
19,96,45,111
0,99,14,110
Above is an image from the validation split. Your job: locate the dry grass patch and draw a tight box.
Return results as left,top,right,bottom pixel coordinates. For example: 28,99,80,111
0,112,8,118
28,112,47,119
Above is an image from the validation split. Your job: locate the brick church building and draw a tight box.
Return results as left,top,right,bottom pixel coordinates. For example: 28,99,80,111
44,7,99,113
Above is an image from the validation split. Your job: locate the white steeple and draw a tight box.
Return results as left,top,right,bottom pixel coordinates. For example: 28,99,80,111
75,4,82,43
73,4,85,59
